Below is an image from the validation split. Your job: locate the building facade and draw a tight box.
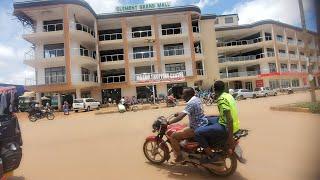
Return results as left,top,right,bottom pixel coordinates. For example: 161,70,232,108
14,0,319,106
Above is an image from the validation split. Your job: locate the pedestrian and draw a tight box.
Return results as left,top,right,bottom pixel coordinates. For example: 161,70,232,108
63,101,69,115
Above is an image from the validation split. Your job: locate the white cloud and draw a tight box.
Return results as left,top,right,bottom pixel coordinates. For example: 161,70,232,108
0,45,15,59
194,0,218,9
223,0,314,27
85,0,122,14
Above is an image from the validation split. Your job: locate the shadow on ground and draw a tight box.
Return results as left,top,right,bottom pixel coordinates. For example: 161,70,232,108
146,162,247,180
8,176,25,180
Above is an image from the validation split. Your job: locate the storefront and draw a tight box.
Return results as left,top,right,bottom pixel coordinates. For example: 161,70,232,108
167,82,187,99
101,88,121,104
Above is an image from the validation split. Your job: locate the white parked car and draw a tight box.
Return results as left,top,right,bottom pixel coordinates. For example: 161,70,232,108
254,87,277,97
233,89,256,100
73,98,101,112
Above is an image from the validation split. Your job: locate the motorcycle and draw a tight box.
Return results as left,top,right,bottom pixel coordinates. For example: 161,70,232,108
143,115,248,177
28,107,55,122
166,96,177,107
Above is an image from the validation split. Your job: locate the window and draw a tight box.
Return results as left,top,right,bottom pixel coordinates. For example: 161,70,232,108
164,43,184,56
269,63,277,73
161,23,181,35
81,68,90,82
132,26,152,38
165,63,186,75
281,79,291,88
269,80,280,89
44,43,64,58
136,85,157,99
45,67,65,84
281,64,288,72
135,66,154,74
289,51,295,55
215,18,219,24
43,19,63,32
301,64,306,70
133,46,153,59
291,64,298,70
225,17,234,24
292,79,300,87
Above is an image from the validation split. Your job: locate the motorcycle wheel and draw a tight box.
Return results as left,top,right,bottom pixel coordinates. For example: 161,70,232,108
206,154,237,177
28,114,37,122
143,140,168,165
47,113,55,120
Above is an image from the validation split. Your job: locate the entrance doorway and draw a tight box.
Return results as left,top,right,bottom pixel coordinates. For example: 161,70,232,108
136,85,157,99
101,88,121,104
234,81,243,89
245,82,253,91
167,82,187,99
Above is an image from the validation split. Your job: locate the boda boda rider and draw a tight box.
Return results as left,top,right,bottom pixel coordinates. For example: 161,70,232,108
167,87,208,163
194,80,240,163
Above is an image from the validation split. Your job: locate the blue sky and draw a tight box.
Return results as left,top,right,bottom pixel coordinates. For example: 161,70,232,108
0,0,317,85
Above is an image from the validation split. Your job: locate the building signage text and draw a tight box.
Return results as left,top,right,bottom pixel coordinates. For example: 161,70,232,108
136,72,185,83
116,2,171,12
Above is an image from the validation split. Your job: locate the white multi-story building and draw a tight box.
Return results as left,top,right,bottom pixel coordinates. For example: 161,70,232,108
14,0,319,106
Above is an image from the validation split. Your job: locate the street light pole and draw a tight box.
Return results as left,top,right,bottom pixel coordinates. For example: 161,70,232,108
146,38,156,104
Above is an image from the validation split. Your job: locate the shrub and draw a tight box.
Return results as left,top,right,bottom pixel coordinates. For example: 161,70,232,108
309,102,320,114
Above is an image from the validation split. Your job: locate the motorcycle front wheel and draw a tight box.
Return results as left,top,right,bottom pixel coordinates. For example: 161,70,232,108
206,154,237,177
28,114,37,122
143,140,168,165
46,113,55,120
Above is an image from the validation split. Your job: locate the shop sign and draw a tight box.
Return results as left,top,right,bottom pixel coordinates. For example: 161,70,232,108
256,80,264,88
116,2,171,12
136,72,185,84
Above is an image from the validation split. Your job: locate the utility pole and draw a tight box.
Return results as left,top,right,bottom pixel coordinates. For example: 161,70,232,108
299,0,316,102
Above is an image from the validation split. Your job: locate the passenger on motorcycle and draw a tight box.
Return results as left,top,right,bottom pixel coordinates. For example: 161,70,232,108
167,87,208,163
194,80,240,163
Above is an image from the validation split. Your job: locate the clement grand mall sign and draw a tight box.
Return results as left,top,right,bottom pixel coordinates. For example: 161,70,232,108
136,72,185,84
116,2,171,12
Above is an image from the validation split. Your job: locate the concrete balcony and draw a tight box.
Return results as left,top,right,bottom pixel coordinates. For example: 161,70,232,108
217,37,264,52
22,23,64,44
70,22,96,44
310,56,318,63
73,74,99,87
129,51,156,65
220,71,259,80
25,74,66,86
24,49,65,68
287,39,297,46
218,53,274,67
162,48,190,62
128,30,154,44
300,55,308,62
160,27,188,43
71,48,97,66
99,32,123,46
289,54,299,61
102,75,126,84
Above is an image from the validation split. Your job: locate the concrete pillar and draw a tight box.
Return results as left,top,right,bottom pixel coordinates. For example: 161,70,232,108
76,89,81,99
271,25,280,72
283,28,290,71
94,20,101,83
226,67,229,78
57,93,62,111
36,93,41,103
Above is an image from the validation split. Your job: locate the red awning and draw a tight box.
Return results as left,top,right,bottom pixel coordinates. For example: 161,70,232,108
0,86,17,93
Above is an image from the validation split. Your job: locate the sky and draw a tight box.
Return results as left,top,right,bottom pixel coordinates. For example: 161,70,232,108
0,0,317,85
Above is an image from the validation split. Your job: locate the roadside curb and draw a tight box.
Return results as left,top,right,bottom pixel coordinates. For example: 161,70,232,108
270,106,311,113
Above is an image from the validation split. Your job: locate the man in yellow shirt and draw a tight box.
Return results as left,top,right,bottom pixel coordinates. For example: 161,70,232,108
194,80,240,163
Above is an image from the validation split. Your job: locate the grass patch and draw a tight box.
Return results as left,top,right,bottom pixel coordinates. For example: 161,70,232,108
291,102,320,114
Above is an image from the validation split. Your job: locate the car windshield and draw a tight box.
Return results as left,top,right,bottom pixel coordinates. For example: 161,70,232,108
254,88,261,91
73,99,83,103
234,89,240,92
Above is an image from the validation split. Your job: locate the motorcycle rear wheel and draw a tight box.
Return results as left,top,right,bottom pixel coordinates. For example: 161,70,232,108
143,140,168,165
28,115,37,122
46,113,55,120
206,154,237,177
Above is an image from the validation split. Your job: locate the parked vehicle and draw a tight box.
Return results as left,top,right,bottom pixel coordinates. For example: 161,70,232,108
254,87,277,97
143,115,248,177
166,95,178,107
233,89,256,100
28,107,55,122
279,87,294,94
73,98,101,112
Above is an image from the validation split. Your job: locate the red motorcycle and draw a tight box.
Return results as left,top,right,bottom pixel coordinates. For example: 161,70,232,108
143,115,248,177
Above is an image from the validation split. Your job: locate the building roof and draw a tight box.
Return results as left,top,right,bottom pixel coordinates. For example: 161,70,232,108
13,0,208,20
216,19,318,35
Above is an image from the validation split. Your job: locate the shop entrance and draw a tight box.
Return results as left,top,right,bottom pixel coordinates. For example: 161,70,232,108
167,82,187,99
245,82,253,91
136,85,157,99
101,88,121,104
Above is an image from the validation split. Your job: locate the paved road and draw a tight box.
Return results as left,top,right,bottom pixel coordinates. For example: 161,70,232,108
11,91,320,180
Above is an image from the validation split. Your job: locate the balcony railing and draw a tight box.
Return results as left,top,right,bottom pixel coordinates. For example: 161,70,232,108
162,27,182,36
297,41,304,47
130,51,155,59
267,52,275,57
265,36,272,41
70,22,95,37
278,52,288,58
99,33,122,41
44,49,64,58
218,53,265,63
164,48,185,56
220,71,259,79
289,54,298,60
287,39,296,45
43,23,63,32
310,56,318,62
81,74,98,82
102,75,126,83
300,55,308,61
196,69,205,76
101,54,124,62
165,70,186,76
25,74,67,86
131,30,152,38
192,26,200,33
24,49,35,60
217,37,263,47
276,36,284,42
73,48,96,59
281,68,288,72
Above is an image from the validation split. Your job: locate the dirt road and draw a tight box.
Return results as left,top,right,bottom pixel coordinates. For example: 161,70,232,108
11,91,320,180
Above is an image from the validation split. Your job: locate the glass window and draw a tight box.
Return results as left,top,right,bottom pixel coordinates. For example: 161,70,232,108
291,64,298,70
133,46,153,59
163,43,184,56
45,67,66,84
292,79,300,87
225,17,234,24
281,79,291,88
165,63,186,74
269,63,277,73
269,80,280,89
